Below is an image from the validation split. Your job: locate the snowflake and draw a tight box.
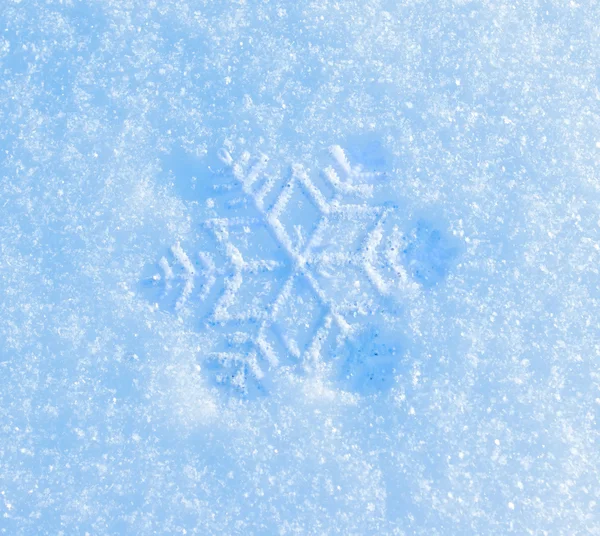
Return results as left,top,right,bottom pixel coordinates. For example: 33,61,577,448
143,144,459,396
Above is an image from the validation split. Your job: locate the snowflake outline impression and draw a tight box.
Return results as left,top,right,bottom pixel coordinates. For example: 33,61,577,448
147,145,440,395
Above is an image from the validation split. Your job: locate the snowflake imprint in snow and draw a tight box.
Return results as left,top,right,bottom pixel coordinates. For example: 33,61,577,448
140,144,461,397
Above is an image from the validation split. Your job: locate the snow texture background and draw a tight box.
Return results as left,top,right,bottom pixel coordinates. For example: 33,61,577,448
1,0,600,534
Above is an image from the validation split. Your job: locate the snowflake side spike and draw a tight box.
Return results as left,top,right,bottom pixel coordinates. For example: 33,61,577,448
171,242,196,310
359,209,421,299
324,145,378,197
152,242,197,311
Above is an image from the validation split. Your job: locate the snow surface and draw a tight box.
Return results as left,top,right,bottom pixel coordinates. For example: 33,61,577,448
1,0,600,534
